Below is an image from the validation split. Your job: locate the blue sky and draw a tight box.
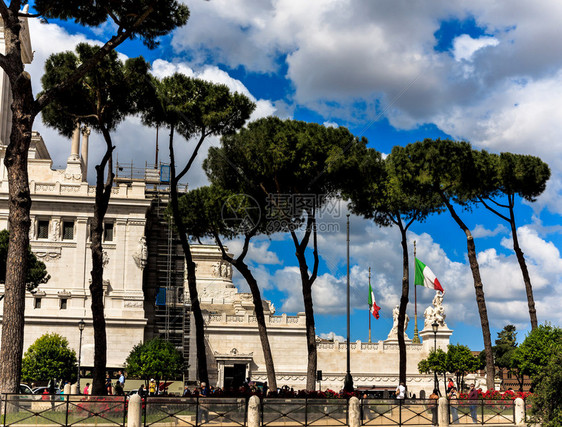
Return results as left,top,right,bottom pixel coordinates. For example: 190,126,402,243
24,1,562,350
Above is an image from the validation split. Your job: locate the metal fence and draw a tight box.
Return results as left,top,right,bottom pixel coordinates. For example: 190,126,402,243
0,394,523,427
143,396,247,427
449,399,516,425
262,398,348,427
1,394,127,427
361,399,436,426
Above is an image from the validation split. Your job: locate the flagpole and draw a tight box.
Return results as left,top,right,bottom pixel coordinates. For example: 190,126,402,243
343,214,354,392
412,240,420,343
368,267,371,343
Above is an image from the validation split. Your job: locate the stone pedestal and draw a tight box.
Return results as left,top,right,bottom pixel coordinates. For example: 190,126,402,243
419,327,453,352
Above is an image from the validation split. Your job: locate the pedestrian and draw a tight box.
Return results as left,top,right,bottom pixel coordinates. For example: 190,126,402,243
138,384,145,398
448,387,459,424
83,383,90,395
447,377,455,393
105,374,113,395
118,371,125,388
149,379,157,396
197,382,209,424
395,382,406,400
429,389,439,427
468,384,479,423
114,381,124,396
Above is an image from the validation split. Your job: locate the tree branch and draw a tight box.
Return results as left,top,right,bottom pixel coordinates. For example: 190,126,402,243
478,197,510,223
35,5,155,113
176,133,206,183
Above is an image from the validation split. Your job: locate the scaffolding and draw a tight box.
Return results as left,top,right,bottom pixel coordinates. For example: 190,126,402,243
116,160,193,379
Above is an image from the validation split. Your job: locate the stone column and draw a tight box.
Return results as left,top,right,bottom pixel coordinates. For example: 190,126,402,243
71,123,80,160
247,395,260,427
348,396,360,427
81,126,90,181
514,397,525,426
438,397,449,427
127,394,142,427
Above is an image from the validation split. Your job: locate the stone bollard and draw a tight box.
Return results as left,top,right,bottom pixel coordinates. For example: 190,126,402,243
63,383,71,398
70,384,77,395
127,394,142,427
514,397,525,426
247,395,260,427
348,396,360,427
438,397,449,427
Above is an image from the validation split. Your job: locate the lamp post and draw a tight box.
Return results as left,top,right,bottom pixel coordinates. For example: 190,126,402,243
77,319,85,393
432,321,438,393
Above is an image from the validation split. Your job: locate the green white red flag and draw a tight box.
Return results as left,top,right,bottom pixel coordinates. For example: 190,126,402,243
368,282,381,319
414,258,444,293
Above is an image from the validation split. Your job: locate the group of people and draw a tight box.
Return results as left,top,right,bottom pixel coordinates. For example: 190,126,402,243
394,378,480,426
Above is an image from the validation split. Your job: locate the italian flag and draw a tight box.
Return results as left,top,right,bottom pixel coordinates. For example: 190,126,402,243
414,258,444,293
368,282,381,319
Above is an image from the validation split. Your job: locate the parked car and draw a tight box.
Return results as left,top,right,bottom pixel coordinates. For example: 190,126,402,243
19,384,33,395
32,386,61,395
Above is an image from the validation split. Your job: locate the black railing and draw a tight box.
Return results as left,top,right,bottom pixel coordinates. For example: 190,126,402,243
449,399,516,425
361,399,435,426
262,398,348,427
1,394,127,427
0,394,523,427
143,396,247,427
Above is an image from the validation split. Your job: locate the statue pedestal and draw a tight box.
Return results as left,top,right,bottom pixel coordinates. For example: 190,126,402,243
419,326,453,351
384,336,412,345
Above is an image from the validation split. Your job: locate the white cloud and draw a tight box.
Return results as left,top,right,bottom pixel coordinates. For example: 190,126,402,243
452,34,499,62
319,332,345,342
472,224,508,238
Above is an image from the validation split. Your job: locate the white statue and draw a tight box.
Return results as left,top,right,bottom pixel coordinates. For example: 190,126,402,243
388,304,410,338
133,236,148,269
424,291,447,329
51,220,60,241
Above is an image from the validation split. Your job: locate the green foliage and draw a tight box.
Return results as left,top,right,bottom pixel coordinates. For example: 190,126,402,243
0,230,50,291
419,345,481,390
33,0,189,49
204,117,368,221
125,338,183,382
418,348,447,375
445,344,482,388
142,73,255,143
493,324,517,370
528,351,562,426
21,333,77,383
41,43,152,137
496,152,550,202
178,185,265,240
512,323,562,380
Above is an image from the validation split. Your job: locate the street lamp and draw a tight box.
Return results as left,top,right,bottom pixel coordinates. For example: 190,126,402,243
432,321,439,394
77,319,85,393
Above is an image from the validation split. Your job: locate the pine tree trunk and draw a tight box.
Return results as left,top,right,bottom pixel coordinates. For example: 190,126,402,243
508,201,538,330
234,260,277,391
302,280,317,391
168,126,208,385
89,129,114,395
443,197,495,391
0,58,36,393
397,219,409,386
